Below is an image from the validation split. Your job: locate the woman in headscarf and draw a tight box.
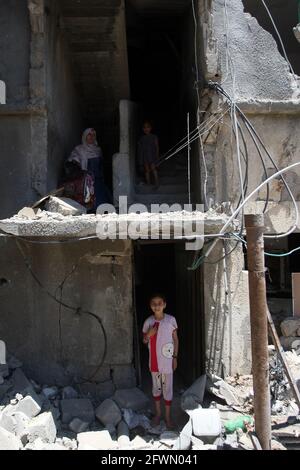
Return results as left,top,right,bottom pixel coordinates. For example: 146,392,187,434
68,128,111,209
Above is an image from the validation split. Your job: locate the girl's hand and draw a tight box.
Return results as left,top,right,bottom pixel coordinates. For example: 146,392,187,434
147,326,158,338
172,358,178,371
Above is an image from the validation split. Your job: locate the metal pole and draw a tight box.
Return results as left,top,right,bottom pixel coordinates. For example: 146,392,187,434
245,214,271,450
187,113,191,206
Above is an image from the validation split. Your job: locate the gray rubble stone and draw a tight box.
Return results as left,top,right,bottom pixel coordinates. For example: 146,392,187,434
281,318,300,337
0,382,12,402
77,430,118,450
11,369,41,405
62,386,78,400
14,396,41,418
117,420,130,448
159,431,178,448
26,412,57,444
79,380,115,404
280,336,300,350
69,418,89,434
0,364,9,379
42,387,58,400
7,356,23,370
189,408,222,440
105,423,117,438
0,426,22,450
60,399,95,425
113,388,149,411
95,399,122,427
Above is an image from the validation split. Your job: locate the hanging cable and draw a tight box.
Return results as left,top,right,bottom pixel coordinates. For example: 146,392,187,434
260,0,297,81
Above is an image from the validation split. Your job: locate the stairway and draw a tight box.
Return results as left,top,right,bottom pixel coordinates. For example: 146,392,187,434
134,152,192,208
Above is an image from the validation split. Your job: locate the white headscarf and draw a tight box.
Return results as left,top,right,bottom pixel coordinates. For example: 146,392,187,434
68,128,101,171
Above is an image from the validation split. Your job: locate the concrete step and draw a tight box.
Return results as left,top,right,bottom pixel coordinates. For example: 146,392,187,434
134,193,193,206
135,183,188,195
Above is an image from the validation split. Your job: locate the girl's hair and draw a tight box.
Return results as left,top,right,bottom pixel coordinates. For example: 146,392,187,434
143,120,153,128
149,293,167,303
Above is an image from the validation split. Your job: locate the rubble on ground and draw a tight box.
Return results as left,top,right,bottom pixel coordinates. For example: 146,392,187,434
1,345,300,450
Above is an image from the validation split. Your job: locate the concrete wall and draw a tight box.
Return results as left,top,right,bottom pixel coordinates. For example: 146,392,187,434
0,238,135,388
204,241,252,376
0,0,30,105
45,0,83,192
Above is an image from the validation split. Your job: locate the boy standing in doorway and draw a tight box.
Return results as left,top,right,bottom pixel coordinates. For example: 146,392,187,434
137,121,160,188
142,294,179,429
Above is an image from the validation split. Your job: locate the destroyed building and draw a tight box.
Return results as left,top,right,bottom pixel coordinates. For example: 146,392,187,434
0,0,299,402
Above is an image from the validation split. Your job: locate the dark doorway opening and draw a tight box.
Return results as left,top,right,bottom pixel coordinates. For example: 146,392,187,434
133,241,205,390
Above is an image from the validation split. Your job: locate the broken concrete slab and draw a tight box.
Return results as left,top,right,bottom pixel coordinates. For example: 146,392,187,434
113,388,149,411
281,318,300,337
0,426,23,450
77,430,118,451
13,396,41,419
11,369,41,405
46,197,87,216
181,375,207,412
131,435,152,450
173,418,192,450
60,399,95,425
10,412,30,444
191,435,204,449
117,420,130,448
26,412,57,444
188,409,222,441
159,431,179,448
0,411,16,434
69,418,89,434
95,399,122,427
25,437,67,451
280,336,300,350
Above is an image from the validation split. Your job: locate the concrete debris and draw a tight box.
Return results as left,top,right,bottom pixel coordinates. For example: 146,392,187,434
271,439,287,451
117,420,130,448
123,408,150,430
69,418,89,434
113,388,149,411
46,197,87,216
281,318,300,338
11,369,41,406
42,386,58,400
62,386,78,400
181,375,206,411
60,399,95,425
13,396,41,419
25,438,67,451
95,398,122,427
0,426,23,450
77,430,118,451
105,423,117,439
130,435,152,450
173,418,192,450
26,412,57,444
159,431,178,448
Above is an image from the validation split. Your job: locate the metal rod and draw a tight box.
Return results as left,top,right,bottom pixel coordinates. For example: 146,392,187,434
245,214,271,450
187,112,191,206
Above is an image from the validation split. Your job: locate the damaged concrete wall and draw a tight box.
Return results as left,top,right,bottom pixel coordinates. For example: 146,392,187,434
204,241,251,377
0,238,135,389
45,0,83,192
0,0,30,105
212,0,299,101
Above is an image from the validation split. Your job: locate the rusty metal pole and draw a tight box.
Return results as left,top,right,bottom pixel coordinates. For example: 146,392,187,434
245,214,271,450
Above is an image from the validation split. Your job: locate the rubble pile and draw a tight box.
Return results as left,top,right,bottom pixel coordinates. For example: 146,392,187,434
280,318,300,352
